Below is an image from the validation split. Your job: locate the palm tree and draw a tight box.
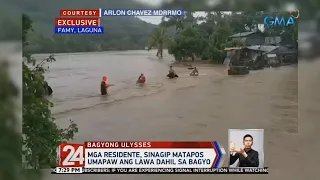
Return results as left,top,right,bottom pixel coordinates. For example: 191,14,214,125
160,11,196,34
160,15,185,34
147,27,168,57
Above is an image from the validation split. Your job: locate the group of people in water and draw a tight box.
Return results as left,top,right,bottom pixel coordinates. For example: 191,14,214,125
100,65,199,95
44,63,199,96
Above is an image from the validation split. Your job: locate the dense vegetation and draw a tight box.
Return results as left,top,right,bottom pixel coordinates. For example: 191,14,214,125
0,61,22,180
22,14,78,169
147,11,298,63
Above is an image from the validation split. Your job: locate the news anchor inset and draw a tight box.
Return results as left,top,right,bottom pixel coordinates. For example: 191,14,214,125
229,134,259,167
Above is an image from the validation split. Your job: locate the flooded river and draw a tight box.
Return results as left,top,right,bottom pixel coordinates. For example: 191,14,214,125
41,50,300,180
35,50,172,114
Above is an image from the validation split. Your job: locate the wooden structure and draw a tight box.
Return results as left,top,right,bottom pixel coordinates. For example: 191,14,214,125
224,47,249,75
266,46,298,64
227,66,249,75
224,46,268,72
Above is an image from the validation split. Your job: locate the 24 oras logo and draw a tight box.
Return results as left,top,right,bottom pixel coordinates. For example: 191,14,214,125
264,10,299,27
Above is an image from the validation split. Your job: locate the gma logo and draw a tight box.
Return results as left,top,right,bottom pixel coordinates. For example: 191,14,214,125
264,16,296,27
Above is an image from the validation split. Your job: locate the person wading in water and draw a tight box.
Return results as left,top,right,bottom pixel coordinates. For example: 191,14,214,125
101,76,112,95
167,66,178,78
136,73,146,84
44,81,53,95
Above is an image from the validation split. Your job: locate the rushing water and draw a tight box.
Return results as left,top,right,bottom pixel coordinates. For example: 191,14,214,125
34,50,174,114
32,49,302,180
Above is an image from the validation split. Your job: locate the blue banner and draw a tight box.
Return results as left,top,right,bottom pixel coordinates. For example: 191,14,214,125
212,141,225,168
101,9,184,16
55,26,104,34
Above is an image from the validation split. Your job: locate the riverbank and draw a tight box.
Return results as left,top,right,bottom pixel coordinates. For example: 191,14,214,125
47,64,298,180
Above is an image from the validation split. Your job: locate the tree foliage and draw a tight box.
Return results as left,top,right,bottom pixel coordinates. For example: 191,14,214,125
147,27,168,57
161,11,297,63
0,61,22,180
22,14,78,169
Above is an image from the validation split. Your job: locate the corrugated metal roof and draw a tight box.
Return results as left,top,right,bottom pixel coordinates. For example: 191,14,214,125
265,37,282,44
224,47,242,50
267,54,277,58
246,45,278,52
267,46,298,54
230,31,255,38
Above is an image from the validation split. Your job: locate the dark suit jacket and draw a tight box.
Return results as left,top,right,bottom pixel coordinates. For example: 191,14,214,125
229,149,259,167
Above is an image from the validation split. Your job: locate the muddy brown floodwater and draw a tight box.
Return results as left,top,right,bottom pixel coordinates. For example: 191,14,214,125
44,58,300,180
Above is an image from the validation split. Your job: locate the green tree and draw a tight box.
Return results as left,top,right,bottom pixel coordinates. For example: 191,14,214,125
147,27,168,57
161,16,185,33
166,11,236,62
160,11,196,34
0,61,25,180
161,10,298,63
22,14,78,169
168,27,207,61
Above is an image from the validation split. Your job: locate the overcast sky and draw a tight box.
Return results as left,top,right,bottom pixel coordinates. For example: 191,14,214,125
132,0,209,24
133,0,297,24
137,11,207,25
135,10,265,32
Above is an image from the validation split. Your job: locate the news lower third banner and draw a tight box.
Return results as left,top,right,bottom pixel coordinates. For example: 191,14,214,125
54,9,184,34
54,17,103,34
52,167,269,174
55,26,104,34
59,9,185,17
100,9,184,16
57,141,225,168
